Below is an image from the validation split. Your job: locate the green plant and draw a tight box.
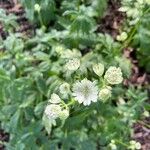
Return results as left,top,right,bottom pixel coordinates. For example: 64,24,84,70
0,0,149,150
119,0,150,72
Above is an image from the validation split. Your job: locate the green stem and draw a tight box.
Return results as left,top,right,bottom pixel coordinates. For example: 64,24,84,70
67,99,76,107
38,11,45,29
115,140,128,147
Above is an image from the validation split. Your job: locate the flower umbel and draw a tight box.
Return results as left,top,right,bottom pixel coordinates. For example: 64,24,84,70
104,66,123,85
65,58,80,71
44,104,61,120
72,79,98,106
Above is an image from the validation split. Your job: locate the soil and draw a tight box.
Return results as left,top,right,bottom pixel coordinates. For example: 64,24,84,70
0,0,149,150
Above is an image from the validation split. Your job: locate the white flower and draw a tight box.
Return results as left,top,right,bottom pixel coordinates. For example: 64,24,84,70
93,63,104,77
59,109,69,120
34,4,41,12
104,66,123,85
44,104,61,120
59,82,70,94
48,93,61,104
65,58,80,71
72,79,98,106
99,86,112,102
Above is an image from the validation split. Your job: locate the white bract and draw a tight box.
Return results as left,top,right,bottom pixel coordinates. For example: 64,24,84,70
72,79,98,106
93,63,104,77
44,104,61,120
48,93,61,104
65,58,80,71
59,82,70,94
99,86,112,101
104,66,123,85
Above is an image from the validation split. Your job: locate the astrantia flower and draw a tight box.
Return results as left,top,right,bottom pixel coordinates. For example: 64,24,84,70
65,58,80,71
104,66,123,85
72,79,98,106
44,104,61,120
93,63,104,77
48,93,61,104
99,86,112,102
59,82,70,94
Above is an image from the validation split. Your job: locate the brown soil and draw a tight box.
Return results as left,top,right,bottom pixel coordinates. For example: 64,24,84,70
97,0,125,38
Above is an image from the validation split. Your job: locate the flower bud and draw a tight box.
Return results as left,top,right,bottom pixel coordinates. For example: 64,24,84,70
59,109,69,120
55,45,65,55
48,93,61,104
109,140,117,150
116,32,128,41
104,66,123,85
59,82,70,94
34,4,41,12
135,142,141,150
65,58,80,71
99,86,112,102
129,140,141,150
143,111,149,117
93,63,104,77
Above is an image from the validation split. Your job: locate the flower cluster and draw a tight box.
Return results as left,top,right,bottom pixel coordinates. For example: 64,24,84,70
44,93,69,124
43,64,123,130
104,66,123,85
128,140,141,150
65,58,80,71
